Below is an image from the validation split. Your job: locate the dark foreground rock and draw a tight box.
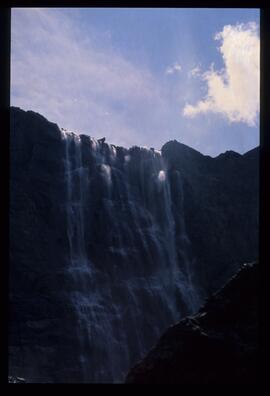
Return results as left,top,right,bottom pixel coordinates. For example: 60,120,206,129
125,262,258,384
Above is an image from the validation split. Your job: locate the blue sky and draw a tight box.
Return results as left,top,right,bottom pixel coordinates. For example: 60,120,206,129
11,8,260,156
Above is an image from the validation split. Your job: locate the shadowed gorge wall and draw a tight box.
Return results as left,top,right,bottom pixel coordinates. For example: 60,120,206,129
9,107,258,383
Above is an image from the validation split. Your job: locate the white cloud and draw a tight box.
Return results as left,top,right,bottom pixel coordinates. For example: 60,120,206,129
11,8,169,147
189,65,201,78
183,22,260,126
165,62,182,75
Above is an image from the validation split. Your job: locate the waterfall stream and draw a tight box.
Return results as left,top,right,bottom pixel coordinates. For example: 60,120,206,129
61,130,200,383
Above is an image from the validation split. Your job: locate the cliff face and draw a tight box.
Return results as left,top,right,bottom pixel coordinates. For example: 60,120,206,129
9,108,80,382
9,108,258,383
162,140,259,295
126,262,258,384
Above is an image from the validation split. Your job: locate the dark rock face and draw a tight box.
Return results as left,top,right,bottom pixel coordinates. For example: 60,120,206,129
9,108,258,383
162,140,258,296
126,262,258,384
9,108,81,382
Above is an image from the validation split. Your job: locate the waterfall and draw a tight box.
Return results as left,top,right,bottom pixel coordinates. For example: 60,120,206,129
61,131,200,383
63,132,87,271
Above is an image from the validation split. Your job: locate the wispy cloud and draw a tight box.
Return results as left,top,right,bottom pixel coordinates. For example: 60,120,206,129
183,22,260,126
11,8,169,147
188,65,201,78
165,62,182,75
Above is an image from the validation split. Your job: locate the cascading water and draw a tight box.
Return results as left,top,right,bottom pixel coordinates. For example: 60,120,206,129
61,130,200,383
62,131,93,378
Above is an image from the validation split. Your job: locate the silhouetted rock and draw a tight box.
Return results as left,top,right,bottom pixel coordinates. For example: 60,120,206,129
126,261,258,384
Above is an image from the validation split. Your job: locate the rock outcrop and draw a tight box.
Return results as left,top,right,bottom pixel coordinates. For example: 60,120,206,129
126,261,258,384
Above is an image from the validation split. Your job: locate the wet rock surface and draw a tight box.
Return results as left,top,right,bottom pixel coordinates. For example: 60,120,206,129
125,262,258,384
